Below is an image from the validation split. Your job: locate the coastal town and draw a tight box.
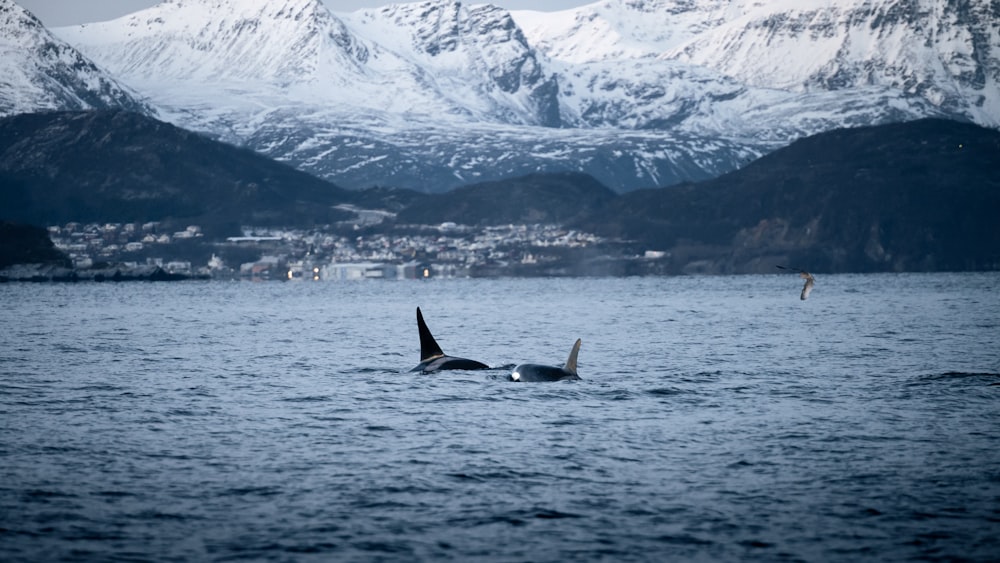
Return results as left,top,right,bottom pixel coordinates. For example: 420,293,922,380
36,218,617,281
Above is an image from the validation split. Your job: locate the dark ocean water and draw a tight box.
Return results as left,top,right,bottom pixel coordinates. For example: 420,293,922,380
2,273,999,561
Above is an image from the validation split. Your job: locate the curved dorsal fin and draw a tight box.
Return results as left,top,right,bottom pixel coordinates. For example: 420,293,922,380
563,339,582,374
416,307,445,361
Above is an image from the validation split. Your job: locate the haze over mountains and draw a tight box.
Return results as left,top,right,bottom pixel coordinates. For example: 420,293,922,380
2,0,997,192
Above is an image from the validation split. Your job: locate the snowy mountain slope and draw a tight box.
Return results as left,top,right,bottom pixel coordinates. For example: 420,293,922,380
543,53,945,138
511,0,736,64
21,0,997,193
514,0,1000,128
341,1,560,126
54,0,418,110
0,0,149,117
237,112,759,190
56,0,557,126
661,0,1000,124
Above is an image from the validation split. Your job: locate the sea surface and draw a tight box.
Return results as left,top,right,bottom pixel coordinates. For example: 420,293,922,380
2,273,999,562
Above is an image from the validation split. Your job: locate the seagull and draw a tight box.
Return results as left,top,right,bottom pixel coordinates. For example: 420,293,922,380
777,265,815,300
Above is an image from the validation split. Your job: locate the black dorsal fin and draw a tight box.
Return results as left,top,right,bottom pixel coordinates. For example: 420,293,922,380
563,339,582,375
416,307,445,362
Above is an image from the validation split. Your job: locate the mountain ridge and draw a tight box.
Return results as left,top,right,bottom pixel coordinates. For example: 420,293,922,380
2,0,998,192
15,0,993,192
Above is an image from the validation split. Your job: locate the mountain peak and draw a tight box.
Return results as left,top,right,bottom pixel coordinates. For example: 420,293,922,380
0,0,150,117
341,0,560,126
55,0,368,86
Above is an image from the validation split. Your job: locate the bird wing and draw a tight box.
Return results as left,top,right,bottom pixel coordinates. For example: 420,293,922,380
800,275,815,300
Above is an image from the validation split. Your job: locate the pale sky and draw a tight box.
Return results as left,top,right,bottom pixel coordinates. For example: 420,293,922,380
19,0,590,27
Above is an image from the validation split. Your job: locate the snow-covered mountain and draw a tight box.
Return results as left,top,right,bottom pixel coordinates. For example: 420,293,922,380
0,0,149,116
661,0,1000,123
513,0,997,134
343,1,560,126
5,0,995,192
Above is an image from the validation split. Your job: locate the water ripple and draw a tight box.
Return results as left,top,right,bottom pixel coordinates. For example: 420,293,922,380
1,275,998,561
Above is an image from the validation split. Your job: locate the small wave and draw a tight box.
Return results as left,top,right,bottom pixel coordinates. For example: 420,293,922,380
484,372,514,381
72,384,126,392
915,371,1000,384
533,508,582,519
284,542,340,554
219,486,282,497
352,540,412,555
446,472,486,482
92,491,135,498
129,509,202,521
653,534,713,546
282,395,333,402
347,367,398,375
941,371,1000,378
647,387,687,397
595,389,635,401
428,395,476,403
164,408,204,417
63,529,128,541
460,507,583,528
740,540,775,548
22,489,77,500
545,418,581,427
445,468,555,483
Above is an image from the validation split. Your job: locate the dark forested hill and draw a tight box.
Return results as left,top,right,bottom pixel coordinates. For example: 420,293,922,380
575,118,1000,273
0,110,354,234
395,172,618,226
0,221,69,269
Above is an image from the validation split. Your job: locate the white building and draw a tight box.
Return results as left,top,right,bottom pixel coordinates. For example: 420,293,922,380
322,262,398,281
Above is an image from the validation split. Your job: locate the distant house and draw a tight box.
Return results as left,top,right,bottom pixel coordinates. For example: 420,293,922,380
401,262,432,280
207,254,225,270
286,261,321,281
226,236,283,243
174,226,203,239
240,255,284,279
322,262,398,281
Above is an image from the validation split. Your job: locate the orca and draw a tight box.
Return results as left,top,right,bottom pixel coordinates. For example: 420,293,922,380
509,339,582,382
410,307,490,373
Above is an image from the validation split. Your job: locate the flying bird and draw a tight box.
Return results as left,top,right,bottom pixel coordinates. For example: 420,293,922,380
777,266,815,300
